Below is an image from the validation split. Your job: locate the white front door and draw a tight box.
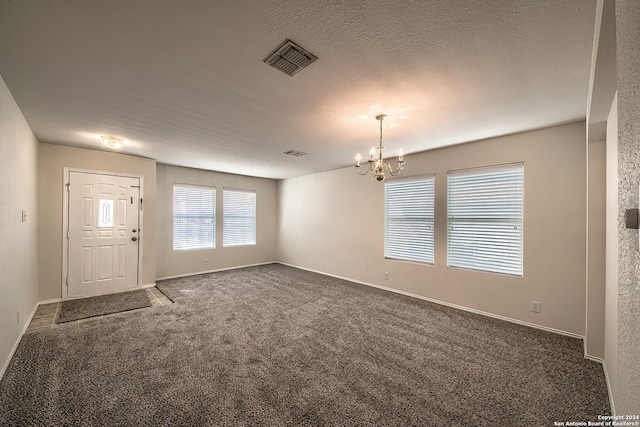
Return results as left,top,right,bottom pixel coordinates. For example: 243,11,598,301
66,171,140,299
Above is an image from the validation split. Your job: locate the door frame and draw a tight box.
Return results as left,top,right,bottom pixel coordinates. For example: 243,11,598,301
62,167,145,300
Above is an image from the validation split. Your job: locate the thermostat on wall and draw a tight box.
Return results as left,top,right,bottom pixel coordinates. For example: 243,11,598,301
626,186,640,252
625,208,638,229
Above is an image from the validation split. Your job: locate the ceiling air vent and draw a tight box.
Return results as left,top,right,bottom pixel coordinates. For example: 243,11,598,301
283,150,307,157
264,39,317,77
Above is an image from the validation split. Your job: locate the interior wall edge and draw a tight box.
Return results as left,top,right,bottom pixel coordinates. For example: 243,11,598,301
586,139,607,359
604,91,619,411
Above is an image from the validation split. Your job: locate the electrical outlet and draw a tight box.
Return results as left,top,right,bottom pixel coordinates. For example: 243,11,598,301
204,259,209,265
531,301,541,313
384,272,390,280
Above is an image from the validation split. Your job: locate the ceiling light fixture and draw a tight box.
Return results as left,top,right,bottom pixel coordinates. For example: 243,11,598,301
101,136,123,149
354,114,405,182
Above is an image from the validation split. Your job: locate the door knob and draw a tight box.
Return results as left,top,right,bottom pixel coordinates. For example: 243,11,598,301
131,237,138,241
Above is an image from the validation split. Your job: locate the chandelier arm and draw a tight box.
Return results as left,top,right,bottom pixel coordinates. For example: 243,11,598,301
385,161,405,177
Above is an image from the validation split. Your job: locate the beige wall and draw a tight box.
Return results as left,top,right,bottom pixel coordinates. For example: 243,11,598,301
155,164,277,279
278,122,587,335
587,140,606,359
38,143,157,301
0,76,39,376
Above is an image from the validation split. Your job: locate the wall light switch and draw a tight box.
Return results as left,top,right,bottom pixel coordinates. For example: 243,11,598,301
21,210,27,222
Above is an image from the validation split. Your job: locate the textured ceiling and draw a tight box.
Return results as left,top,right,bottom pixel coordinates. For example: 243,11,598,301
0,0,596,179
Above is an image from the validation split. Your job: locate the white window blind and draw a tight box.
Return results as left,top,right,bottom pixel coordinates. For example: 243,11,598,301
173,184,216,251
384,176,435,264
223,189,256,247
447,163,523,276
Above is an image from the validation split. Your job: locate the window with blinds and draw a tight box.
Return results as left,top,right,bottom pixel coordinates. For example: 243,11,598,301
447,163,524,276
173,184,216,251
384,176,435,264
223,189,256,247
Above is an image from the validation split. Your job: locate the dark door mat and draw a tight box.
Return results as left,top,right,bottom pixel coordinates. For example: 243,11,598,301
56,289,152,324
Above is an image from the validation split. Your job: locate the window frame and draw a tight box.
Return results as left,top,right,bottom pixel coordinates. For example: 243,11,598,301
172,183,216,251
223,188,257,247
446,162,524,277
384,174,436,265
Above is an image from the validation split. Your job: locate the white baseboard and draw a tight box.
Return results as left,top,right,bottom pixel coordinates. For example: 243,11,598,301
0,301,39,381
156,261,277,281
582,353,615,415
602,359,616,415
141,283,157,289
584,354,604,363
38,297,62,305
278,262,584,340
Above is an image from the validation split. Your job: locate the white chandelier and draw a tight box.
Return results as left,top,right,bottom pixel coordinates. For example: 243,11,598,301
354,114,405,182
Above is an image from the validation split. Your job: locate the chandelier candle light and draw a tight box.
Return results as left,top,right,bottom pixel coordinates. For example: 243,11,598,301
355,114,405,182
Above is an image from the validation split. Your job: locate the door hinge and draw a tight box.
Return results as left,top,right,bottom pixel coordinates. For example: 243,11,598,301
65,277,69,287
140,198,143,210
66,230,70,239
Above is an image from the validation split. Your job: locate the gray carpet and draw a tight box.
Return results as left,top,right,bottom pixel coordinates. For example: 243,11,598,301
0,264,610,426
55,289,152,323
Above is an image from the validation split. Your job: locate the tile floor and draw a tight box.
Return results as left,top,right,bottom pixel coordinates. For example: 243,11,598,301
25,287,172,334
